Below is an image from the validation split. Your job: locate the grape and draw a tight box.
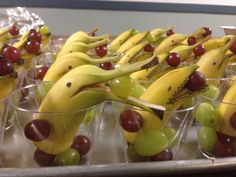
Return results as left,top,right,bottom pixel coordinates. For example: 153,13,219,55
89,31,96,36
146,34,155,43
166,29,174,36
214,138,234,157
195,102,220,127
99,62,114,70
55,148,80,166
193,44,205,57
24,119,51,141
202,27,212,37
109,75,135,97
130,83,146,98
9,25,19,36
166,52,181,67
197,126,217,152
185,71,206,91
25,41,41,54
230,42,236,54
37,66,49,80
163,128,176,143
71,135,91,156
95,44,107,57
119,109,143,132
144,44,154,52
134,130,169,156
0,55,14,76
2,46,21,63
28,31,42,42
34,149,55,167
202,85,220,100
149,149,173,161
187,36,197,45
230,112,236,130
39,25,50,35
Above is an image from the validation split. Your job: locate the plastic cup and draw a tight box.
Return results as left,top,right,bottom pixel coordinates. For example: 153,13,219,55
6,82,104,167
112,97,199,162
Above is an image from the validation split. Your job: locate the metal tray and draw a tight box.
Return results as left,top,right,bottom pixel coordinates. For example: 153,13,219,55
1,103,236,177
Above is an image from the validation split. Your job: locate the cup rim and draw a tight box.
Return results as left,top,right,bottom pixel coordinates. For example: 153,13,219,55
8,83,97,114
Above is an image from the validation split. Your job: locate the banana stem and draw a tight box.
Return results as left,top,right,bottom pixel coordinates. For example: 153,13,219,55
111,56,159,77
88,37,109,48
91,53,122,64
88,34,110,42
222,36,236,53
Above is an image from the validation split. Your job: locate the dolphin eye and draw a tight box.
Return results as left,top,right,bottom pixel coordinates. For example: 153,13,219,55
66,82,72,88
212,62,216,65
168,86,172,91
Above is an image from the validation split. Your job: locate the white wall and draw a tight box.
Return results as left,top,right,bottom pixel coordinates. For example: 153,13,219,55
1,7,234,36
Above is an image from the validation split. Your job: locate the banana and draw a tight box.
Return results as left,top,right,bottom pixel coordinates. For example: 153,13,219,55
150,26,174,40
0,77,15,99
218,83,236,137
13,30,31,50
154,28,205,55
109,29,134,52
117,41,148,64
117,31,149,53
169,36,210,61
125,64,202,151
43,52,121,81
197,36,236,82
33,56,161,154
202,35,234,52
63,31,108,46
56,37,109,59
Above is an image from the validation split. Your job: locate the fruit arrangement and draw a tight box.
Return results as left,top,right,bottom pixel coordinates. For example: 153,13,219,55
3,19,236,169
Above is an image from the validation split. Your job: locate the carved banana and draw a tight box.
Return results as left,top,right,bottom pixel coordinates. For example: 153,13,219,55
33,57,161,154
109,29,134,52
43,52,121,81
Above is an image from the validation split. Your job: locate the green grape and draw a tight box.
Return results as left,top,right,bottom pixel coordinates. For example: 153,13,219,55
39,25,50,35
35,82,54,102
182,97,195,108
131,29,139,36
130,83,146,98
163,128,176,142
146,33,155,43
134,130,169,156
202,85,220,100
109,75,135,97
195,102,220,127
197,126,217,152
83,109,95,124
55,148,80,166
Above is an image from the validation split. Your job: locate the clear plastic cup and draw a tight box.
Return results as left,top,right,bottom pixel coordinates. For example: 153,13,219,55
6,82,104,167
112,97,199,162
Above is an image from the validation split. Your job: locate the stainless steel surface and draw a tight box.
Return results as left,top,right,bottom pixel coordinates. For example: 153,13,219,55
1,104,236,176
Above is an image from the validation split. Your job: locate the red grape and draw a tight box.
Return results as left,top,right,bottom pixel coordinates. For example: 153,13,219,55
214,139,234,157
202,27,212,37
185,71,206,91
187,36,197,45
25,41,41,54
9,25,19,36
95,44,107,57
24,119,51,141
144,44,154,52
2,46,21,63
119,109,143,132
230,42,236,54
230,112,236,130
34,149,55,167
28,31,42,42
71,135,91,156
37,66,49,80
0,55,14,76
99,61,114,70
166,29,174,36
193,44,205,57
166,52,181,67
149,149,173,161
89,32,96,36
